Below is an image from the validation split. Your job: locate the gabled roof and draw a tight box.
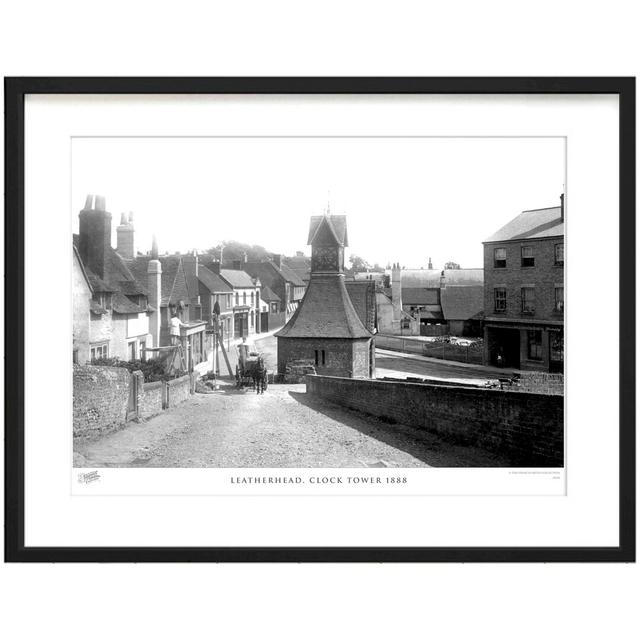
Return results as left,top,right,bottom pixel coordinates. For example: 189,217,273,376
73,245,93,294
276,275,371,339
197,266,233,293
219,268,256,289
441,285,485,321
244,260,306,287
260,285,280,302
74,234,147,296
484,206,564,243
307,215,349,246
283,255,311,283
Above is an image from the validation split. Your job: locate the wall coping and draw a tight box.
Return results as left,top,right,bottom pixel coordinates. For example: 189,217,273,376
307,374,562,401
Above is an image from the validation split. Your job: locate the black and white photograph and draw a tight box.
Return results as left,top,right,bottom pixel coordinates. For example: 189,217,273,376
71,135,565,472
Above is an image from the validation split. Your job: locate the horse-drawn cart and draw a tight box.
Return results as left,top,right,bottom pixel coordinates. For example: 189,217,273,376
236,343,268,393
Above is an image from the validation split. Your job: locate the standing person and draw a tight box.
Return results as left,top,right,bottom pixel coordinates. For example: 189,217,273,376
170,312,184,346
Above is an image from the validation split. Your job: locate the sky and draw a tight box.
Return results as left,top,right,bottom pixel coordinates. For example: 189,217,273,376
72,136,565,270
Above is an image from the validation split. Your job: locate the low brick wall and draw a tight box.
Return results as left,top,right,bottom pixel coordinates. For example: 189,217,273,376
138,379,165,419
73,364,131,438
306,375,563,466
166,374,192,408
515,372,564,396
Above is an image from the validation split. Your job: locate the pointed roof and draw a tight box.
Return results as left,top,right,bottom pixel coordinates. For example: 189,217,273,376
275,275,371,339
307,215,349,246
260,285,280,302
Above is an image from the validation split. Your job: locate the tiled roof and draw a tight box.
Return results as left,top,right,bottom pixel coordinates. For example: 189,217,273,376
283,255,311,283
396,270,442,288
277,262,307,286
220,268,256,289
441,285,485,321
402,287,439,305
74,234,147,295
197,266,233,293
344,280,376,332
484,206,564,243
112,292,147,314
276,274,371,339
307,215,349,246
260,285,280,302
244,260,306,287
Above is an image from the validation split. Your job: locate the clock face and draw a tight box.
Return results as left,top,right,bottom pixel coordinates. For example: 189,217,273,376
312,246,339,272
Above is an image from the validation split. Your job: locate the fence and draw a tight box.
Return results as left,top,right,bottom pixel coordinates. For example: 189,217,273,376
375,334,485,365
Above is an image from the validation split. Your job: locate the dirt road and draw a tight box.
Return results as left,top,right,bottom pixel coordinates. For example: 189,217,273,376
74,381,507,468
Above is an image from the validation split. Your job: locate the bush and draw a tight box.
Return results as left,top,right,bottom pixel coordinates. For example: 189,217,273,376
91,357,175,382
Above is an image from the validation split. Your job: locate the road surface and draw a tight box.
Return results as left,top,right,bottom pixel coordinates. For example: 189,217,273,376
74,380,507,468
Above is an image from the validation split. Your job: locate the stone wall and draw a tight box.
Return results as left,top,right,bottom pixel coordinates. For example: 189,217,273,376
306,375,563,466
138,379,165,419
166,374,193,408
73,364,131,438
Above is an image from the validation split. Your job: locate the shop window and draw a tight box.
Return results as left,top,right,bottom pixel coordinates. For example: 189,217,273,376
527,330,543,360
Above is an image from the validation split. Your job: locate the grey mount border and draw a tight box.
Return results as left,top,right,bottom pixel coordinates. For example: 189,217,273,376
4,77,635,563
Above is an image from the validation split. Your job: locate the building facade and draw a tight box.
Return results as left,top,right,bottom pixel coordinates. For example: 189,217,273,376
483,201,564,372
276,214,374,378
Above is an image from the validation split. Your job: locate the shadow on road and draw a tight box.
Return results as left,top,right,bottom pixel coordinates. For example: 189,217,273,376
287,390,508,468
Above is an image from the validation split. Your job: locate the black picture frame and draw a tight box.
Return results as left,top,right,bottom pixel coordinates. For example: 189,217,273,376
4,77,635,563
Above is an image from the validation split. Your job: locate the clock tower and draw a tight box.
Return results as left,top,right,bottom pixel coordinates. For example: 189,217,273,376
276,213,374,379
310,215,346,274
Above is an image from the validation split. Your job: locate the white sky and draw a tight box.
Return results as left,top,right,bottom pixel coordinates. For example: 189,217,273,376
72,137,565,269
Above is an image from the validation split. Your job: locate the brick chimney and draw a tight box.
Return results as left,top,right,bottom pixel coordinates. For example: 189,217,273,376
147,235,162,351
271,253,283,269
209,261,221,274
78,194,111,279
116,211,135,259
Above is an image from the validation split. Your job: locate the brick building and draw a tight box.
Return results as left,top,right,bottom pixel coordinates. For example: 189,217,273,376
482,199,564,372
276,214,374,378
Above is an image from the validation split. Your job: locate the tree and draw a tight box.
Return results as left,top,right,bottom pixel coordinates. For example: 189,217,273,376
206,240,271,264
347,254,371,274
444,261,461,270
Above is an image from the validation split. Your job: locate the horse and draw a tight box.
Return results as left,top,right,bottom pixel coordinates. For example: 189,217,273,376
251,355,268,394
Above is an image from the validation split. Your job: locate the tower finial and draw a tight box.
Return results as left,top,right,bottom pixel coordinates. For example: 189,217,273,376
326,190,331,216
